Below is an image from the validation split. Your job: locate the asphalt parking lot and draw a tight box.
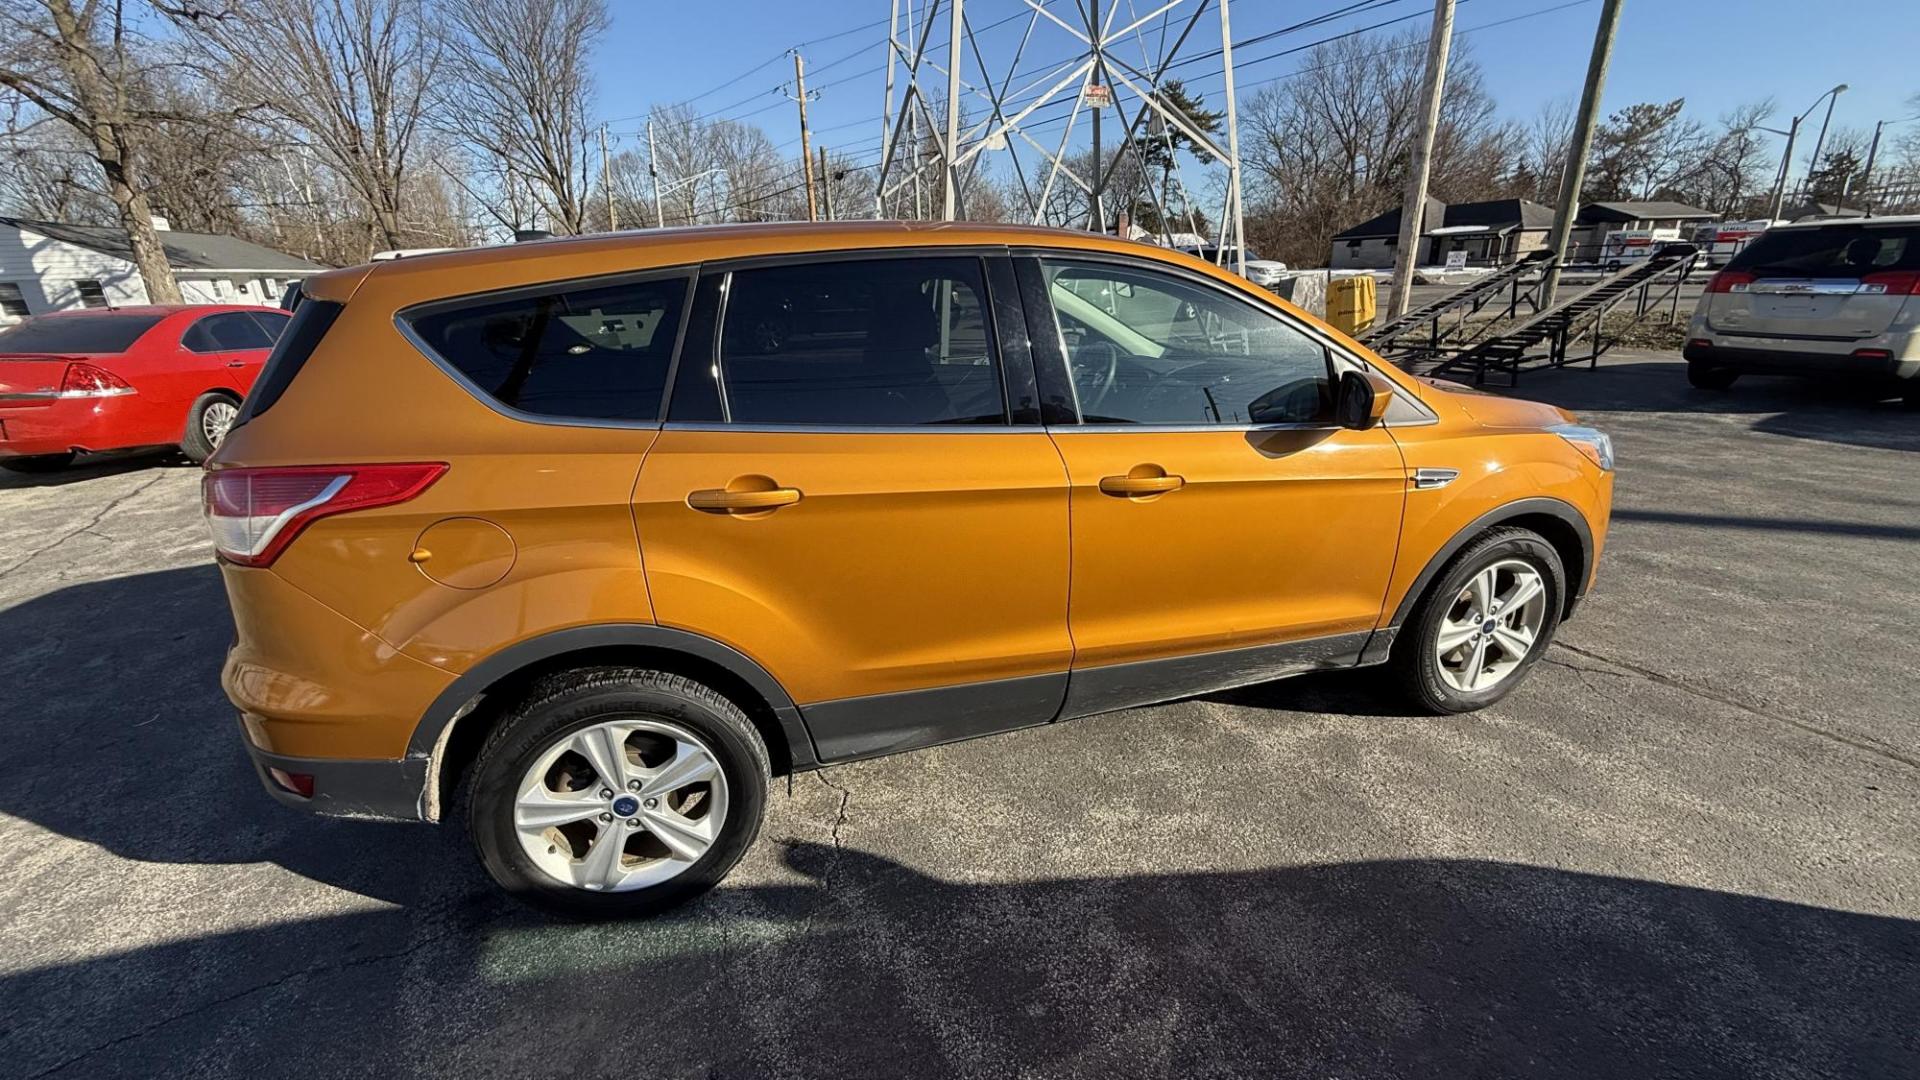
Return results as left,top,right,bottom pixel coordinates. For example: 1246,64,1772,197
2,349,1916,1079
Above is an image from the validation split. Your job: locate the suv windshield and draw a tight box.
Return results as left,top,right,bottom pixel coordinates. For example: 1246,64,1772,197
1727,223,1920,277
0,313,163,354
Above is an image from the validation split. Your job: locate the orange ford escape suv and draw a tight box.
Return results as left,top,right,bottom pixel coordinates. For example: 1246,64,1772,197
207,222,1614,916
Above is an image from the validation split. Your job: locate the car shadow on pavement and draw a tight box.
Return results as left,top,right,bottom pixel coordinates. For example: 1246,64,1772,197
1202,666,1419,717
1611,507,1920,542
1496,361,1920,455
0,564,471,909
0,567,1449,907
0,448,185,489
3,843,1914,1078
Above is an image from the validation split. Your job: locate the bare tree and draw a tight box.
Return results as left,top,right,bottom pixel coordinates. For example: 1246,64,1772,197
1511,98,1574,204
437,0,606,235
0,0,188,300
0,115,114,221
1688,99,1776,217
1240,28,1513,268
1803,126,1871,205
1585,99,1713,202
166,0,439,254
635,102,800,226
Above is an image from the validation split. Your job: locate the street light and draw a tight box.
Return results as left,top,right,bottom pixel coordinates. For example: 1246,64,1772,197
1841,114,1920,214
1766,84,1849,221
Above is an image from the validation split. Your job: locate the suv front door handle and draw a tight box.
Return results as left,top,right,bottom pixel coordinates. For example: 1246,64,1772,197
687,487,803,511
1098,473,1185,496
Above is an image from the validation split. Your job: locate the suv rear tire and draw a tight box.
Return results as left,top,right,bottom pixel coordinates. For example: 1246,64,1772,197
1391,527,1566,714
463,667,771,919
1687,360,1739,390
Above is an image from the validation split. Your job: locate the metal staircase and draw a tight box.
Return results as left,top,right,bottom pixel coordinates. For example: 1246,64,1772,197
1420,244,1701,385
1362,250,1555,359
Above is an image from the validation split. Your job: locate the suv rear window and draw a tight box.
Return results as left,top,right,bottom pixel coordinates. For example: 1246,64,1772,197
1727,224,1920,276
406,272,691,423
236,299,342,423
0,313,162,353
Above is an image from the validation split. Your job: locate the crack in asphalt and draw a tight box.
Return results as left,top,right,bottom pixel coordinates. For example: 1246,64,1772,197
23,921,470,1079
814,769,853,874
0,474,165,581
1550,641,1920,772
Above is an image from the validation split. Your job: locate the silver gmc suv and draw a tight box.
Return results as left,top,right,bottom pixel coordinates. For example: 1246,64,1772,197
1684,216,1920,406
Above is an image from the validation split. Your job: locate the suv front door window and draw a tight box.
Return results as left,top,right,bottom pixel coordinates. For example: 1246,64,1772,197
1046,262,1334,426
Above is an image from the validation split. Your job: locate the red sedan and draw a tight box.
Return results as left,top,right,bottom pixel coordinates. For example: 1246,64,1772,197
0,305,288,472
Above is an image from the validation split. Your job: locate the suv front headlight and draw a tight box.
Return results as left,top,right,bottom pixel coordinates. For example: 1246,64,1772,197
1549,423,1614,471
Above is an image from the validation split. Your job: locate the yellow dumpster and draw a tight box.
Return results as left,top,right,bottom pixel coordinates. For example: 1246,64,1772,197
1326,275,1376,337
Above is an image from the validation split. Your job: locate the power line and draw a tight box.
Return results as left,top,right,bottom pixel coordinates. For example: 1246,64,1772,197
627,0,1599,222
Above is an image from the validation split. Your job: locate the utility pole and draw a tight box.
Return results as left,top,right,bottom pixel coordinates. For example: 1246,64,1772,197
598,123,617,231
1541,0,1623,308
647,118,664,227
1767,116,1801,223
1387,0,1456,320
942,0,963,220
1850,119,1891,214
793,52,818,222
819,146,835,220
1803,87,1847,204
1220,0,1246,276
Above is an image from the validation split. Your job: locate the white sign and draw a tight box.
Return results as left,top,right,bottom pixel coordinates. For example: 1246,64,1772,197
1083,84,1113,109
1444,250,1469,271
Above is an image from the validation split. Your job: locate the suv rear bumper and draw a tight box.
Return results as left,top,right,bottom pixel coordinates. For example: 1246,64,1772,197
220,565,453,821
1682,341,1917,380
239,716,429,820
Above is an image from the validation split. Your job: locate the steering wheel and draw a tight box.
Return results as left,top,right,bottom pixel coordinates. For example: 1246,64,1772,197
1070,341,1120,412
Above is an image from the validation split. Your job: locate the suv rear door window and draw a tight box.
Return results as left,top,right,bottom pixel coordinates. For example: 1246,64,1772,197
0,313,163,353
1728,224,1920,276
406,272,691,423
716,257,1005,426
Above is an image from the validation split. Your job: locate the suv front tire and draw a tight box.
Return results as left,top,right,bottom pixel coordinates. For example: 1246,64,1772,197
1392,527,1566,714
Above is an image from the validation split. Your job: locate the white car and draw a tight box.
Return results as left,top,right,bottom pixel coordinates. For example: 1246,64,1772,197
1685,215,1920,405
1173,245,1289,287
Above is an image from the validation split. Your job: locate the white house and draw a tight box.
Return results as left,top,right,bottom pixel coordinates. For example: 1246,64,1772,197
0,215,324,323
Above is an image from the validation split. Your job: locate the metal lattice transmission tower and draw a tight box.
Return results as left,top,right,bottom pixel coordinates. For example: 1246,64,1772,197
875,0,1248,273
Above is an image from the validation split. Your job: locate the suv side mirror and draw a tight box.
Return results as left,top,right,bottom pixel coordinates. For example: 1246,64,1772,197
1336,370,1396,430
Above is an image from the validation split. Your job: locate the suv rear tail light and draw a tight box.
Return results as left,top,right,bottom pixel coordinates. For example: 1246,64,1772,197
1705,270,1754,293
202,463,446,568
1857,271,1920,296
60,362,134,397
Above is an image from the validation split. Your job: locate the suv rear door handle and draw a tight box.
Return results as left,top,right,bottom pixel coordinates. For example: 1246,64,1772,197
1099,473,1185,496
687,487,803,511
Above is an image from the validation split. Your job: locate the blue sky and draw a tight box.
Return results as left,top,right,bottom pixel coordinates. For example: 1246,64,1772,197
594,0,1920,174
